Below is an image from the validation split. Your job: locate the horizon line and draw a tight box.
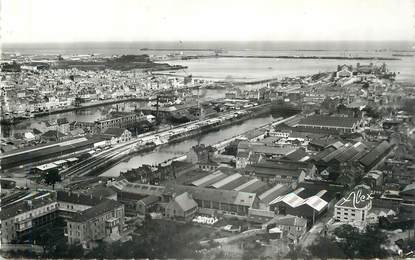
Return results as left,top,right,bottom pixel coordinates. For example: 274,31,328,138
2,39,413,45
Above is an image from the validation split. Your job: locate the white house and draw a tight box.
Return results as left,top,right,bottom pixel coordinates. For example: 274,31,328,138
236,150,251,169
103,128,132,145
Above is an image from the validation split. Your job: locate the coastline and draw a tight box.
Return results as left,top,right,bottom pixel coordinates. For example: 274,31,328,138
152,71,280,85
167,54,401,61
217,54,400,60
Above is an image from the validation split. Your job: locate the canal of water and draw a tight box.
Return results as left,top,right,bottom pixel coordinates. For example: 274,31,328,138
1,88,229,138
100,111,289,177
2,85,287,177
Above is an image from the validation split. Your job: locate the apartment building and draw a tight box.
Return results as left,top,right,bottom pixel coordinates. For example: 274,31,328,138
0,190,124,246
0,197,58,244
66,200,124,248
334,185,373,225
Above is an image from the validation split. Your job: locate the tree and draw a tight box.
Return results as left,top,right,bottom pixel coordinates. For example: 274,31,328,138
333,224,389,259
223,140,240,156
52,240,70,258
333,223,359,238
362,106,381,119
66,244,84,258
308,237,347,259
286,245,309,260
38,228,55,255
44,168,61,189
308,224,390,259
355,225,389,258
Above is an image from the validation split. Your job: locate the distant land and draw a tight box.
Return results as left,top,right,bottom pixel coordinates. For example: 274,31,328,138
2,41,413,55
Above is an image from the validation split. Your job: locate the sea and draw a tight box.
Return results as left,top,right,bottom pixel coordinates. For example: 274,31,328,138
2,41,415,82
2,41,414,175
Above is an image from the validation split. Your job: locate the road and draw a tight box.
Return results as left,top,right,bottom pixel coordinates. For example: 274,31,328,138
299,209,335,249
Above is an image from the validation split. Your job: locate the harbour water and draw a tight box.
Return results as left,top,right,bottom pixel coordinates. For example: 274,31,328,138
3,41,414,82
100,113,281,177
1,88,228,138
167,56,415,82
3,41,414,176
3,41,413,55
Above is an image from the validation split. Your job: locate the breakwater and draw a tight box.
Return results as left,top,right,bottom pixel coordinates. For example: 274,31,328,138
180,54,400,61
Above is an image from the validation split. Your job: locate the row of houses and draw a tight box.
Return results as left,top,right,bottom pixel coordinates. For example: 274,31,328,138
71,112,148,134
335,63,389,79
109,162,340,222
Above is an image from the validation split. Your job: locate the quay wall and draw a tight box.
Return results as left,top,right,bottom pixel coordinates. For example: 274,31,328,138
86,104,273,177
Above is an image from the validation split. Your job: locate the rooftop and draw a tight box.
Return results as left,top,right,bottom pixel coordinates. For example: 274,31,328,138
269,181,344,211
0,196,56,220
359,141,393,168
35,163,58,171
172,192,198,212
57,190,104,206
234,178,261,192
103,127,128,137
139,195,160,205
110,179,165,197
190,170,227,187
70,199,123,223
246,159,312,178
165,184,257,208
210,173,242,189
268,215,308,227
259,184,291,205
84,185,117,199
282,148,308,162
251,144,296,156
298,115,361,128
234,178,268,194
400,183,415,197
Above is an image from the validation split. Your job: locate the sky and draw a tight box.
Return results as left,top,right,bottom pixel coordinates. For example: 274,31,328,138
1,0,414,43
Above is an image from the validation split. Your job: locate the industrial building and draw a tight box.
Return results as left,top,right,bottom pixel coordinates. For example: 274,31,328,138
296,115,364,134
